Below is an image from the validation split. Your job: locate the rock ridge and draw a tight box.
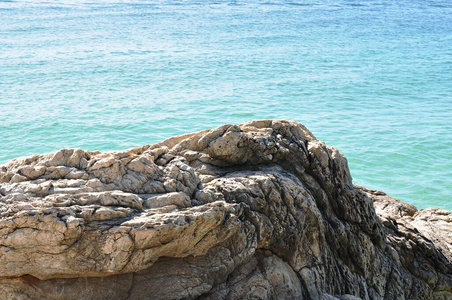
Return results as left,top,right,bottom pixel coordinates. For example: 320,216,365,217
0,120,450,299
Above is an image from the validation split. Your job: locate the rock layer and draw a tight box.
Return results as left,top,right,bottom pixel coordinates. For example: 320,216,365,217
0,120,450,299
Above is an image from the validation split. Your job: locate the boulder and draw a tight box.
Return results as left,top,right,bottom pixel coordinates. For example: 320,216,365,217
0,120,450,299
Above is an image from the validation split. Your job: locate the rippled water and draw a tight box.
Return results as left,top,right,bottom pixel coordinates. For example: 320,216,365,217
1,0,451,210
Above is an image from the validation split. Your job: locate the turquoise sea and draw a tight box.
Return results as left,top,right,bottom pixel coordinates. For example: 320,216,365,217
0,0,451,210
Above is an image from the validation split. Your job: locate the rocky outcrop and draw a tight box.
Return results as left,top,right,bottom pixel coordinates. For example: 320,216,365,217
0,120,450,299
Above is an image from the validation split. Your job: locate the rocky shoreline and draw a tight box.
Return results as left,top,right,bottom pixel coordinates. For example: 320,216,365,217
0,120,450,299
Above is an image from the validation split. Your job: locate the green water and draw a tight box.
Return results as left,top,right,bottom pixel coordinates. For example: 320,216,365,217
0,0,451,210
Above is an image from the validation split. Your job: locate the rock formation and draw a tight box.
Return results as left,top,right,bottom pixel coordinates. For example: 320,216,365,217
0,120,450,299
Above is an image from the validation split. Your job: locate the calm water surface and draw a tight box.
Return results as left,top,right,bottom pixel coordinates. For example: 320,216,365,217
0,0,451,210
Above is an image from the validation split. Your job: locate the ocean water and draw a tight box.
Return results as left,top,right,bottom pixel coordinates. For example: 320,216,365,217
0,0,451,210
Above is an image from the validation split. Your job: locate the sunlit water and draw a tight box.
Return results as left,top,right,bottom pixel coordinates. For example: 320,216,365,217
1,0,451,210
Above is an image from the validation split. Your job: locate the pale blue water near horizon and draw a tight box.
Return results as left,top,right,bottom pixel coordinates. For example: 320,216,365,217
0,0,451,210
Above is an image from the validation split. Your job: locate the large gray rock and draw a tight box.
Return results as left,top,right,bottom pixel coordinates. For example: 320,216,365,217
0,120,450,299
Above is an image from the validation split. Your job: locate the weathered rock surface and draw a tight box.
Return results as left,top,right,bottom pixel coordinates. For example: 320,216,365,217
0,120,450,299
